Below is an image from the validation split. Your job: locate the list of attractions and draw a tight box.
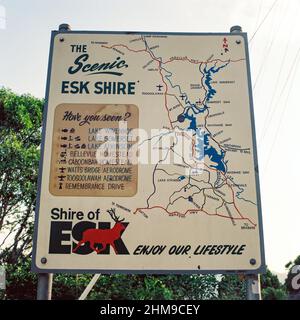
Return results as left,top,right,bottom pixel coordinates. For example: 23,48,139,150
50,103,138,196
32,30,265,273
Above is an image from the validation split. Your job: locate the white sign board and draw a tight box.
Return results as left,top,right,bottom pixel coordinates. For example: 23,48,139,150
32,30,265,273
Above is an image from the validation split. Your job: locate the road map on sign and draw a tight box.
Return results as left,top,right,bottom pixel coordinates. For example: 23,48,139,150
101,34,258,227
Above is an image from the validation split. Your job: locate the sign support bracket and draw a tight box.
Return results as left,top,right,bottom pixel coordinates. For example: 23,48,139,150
78,274,100,300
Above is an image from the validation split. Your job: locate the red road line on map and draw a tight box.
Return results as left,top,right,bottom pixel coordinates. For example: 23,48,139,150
102,43,174,128
163,57,245,65
133,205,256,226
102,44,146,53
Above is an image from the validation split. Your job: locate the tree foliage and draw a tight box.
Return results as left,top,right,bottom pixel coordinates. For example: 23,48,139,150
218,275,247,300
0,88,43,263
2,257,220,300
261,268,287,300
285,255,300,299
218,268,288,300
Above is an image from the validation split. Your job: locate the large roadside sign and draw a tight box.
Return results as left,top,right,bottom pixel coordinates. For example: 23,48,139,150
32,28,265,273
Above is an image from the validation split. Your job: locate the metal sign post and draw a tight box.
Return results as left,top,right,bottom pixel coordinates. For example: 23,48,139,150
37,273,53,300
231,25,262,300
246,274,262,300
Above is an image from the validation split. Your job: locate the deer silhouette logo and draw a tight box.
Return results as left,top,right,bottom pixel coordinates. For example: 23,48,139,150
72,209,126,254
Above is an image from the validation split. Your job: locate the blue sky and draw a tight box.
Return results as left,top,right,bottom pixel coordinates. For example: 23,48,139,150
0,0,300,274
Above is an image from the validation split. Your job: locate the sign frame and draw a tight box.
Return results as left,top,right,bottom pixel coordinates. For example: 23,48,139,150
32,28,266,274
